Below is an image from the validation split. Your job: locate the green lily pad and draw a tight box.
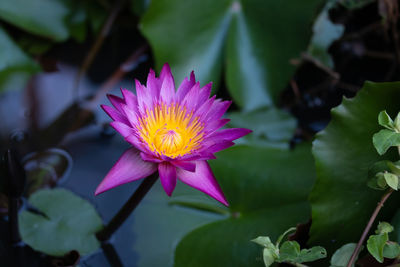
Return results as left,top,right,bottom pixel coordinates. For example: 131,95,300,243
133,181,223,267
228,108,296,142
0,0,70,41
140,0,324,110
174,143,316,266
19,188,103,256
309,81,400,251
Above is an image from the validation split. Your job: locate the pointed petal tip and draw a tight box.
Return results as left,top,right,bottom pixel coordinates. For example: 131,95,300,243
158,162,177,196
177,161,228,206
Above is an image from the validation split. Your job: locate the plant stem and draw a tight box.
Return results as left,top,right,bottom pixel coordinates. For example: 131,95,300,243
73,0,127,99
346,188,394,267
96,173,158,242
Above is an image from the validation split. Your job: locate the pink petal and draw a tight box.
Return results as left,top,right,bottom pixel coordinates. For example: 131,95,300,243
110,121,136,138
121,89,138,110
197,82,212,105
95,148,157,195
177,161,228,206
107,94,125,113
207,128,252,141
205,100,231,122
181,82,201,111
171,160,196,172
120,104,139,126
101,105,129,125
160,63,174,84
201,140,235,154
159,65,175,104
158,162,177,196
135,79,153,112
146,69,161,98
176,71,196,101
140,152,162,163
205,118,230,133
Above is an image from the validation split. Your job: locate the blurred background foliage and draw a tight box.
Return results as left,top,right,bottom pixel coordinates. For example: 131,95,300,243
1,0,400,266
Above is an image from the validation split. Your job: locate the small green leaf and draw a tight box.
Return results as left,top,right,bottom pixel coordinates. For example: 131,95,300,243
278,241,326,263
383,241,400,259
298,246,327,262
330,243,358,267
378,111,394,130
373,129,400,155
383,172,399,191
367,233,388,263
388,161,400,176
377,173,388,189
19,188,103,256
252,236,275,248
278,241,301,262
276,227,297,247
263,248,277,267
376,221,394,234
394,113,400,132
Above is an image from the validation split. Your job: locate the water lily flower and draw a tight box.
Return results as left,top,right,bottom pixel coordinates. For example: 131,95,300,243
95,64,251,206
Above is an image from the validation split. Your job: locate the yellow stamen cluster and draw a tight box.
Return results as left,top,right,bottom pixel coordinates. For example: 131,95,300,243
137,103,204,158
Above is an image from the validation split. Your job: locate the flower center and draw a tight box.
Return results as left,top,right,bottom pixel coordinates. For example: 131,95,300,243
137,103,204,158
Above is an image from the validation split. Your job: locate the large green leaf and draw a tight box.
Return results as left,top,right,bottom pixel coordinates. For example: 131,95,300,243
307,1,344,68
19,188,103,256
132,182,224,267
174,143,316,266
0,27,39,93
140,0,324,110
310,81,400,251
0,0,70,41
228,108,296,142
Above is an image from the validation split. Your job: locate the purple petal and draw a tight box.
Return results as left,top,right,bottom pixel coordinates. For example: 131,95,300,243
121,89,138,110
125,134,149,153
181,82,201,111
120,104,139,126
207,128,252,141
135,79,153,112
172,160,196,172
176,71,196,101
140,152,162,163
205,100,231,122
95,148,157,195
180,152,217,161
107,94,125,113
160,63,174,84
101,105,129,125
158,162,177,196
202,140,235,154
197,82,212,105
205,118,230,133
110,121,135,138
177,161,228,206
159,65,175,104
146,69,161,98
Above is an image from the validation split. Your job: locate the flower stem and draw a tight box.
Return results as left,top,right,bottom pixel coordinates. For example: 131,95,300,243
96,173,158,242
346,188,394,267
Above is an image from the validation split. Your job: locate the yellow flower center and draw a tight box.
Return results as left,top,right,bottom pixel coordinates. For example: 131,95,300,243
137,103,204,158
